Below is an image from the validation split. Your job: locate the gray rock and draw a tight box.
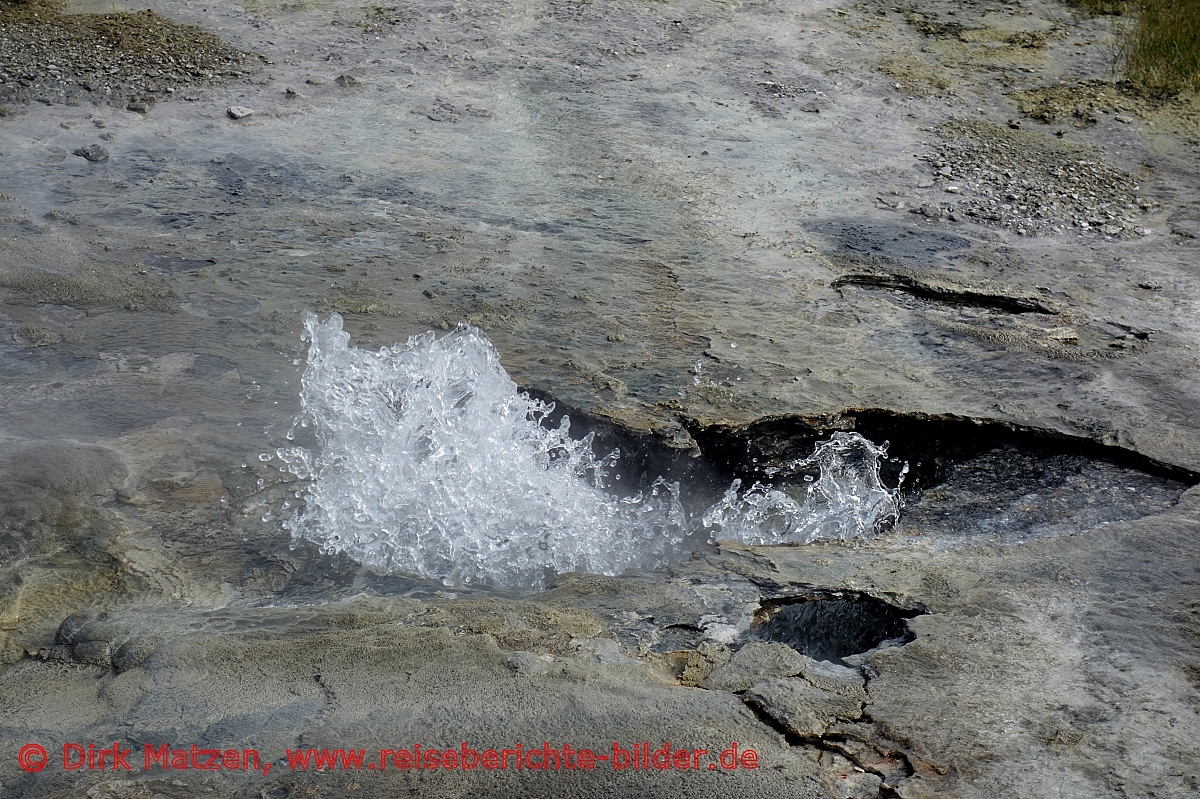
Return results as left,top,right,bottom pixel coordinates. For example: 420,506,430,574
55,611,98,645
226,106,254,120
700,641,807,692
72,640,112,668
819,750,883,799
72,144,108,162
112,636,161,673
798,657,868,701
744,677,864,737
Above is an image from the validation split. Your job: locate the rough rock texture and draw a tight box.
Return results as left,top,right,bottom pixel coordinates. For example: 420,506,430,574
1,488,1197,798
0,0,1198,797
699,641,809,692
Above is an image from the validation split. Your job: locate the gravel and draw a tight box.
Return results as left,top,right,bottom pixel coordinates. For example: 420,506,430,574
0,1,254,107
917,119,1155,236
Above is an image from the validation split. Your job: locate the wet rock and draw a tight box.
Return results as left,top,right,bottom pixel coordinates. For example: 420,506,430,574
72,144,108,162
334,74,360,87
797,656,868,701
125,101,149,114
1171,220,1199,238
112,636,161,673
226,105,253,120
72,640,112,668
699,641,807,692
744,677,864,737
55,612,98,646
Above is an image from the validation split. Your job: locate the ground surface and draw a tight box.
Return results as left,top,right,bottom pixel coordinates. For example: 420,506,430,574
0,0,1198,797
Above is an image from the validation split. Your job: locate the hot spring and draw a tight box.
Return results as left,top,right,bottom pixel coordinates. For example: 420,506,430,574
274,313,905,589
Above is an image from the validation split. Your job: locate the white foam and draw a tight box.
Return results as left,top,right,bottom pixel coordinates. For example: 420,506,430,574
699,432,905,545
279,313,687,589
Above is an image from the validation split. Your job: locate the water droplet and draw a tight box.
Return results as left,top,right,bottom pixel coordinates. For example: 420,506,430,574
259,453,273,462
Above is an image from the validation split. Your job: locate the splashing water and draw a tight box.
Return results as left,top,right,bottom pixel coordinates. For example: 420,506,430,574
700,432,906,545
279,314,904,588
279,312,688,588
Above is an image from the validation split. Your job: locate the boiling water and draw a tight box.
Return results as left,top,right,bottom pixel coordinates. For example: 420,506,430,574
279,313,903,588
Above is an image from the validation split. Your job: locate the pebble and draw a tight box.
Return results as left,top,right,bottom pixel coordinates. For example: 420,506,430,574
0,6,251,108
226,105,254,120
918,119,1151,236
72,144,109,162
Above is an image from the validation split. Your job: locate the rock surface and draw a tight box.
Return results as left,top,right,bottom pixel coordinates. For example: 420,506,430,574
0,0,1197,798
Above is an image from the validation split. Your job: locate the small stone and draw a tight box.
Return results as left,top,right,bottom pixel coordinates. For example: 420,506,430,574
1007,118,1021,129
72,144,109,162
305,77,326,85
944,185,960,194
937,166,952,177
56,612,98,645
1137,281,1162,290
917,179,934,188
1170,221,1198,238
73,640,113,668
284,87,300,97
126,101,150,114
335,75,360,87
1115,114,1133,123
226,106,254,120
920,203,944,219
1047,327,1078,343
819,751,882,799
113,636,162,673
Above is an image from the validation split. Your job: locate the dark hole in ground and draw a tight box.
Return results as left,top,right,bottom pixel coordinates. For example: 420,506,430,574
519,391,1195,554
751,595,923,665
687,409,1199,493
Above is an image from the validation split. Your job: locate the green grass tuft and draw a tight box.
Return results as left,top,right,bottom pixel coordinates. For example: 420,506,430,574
1069,0,1199,95
1126,0,1200,94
